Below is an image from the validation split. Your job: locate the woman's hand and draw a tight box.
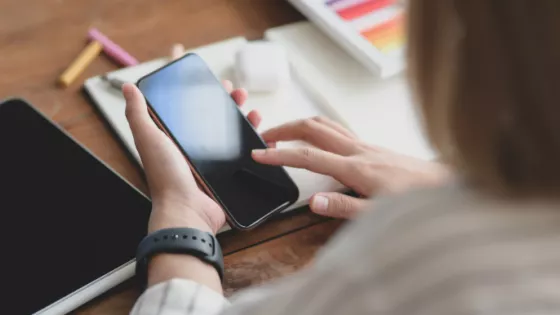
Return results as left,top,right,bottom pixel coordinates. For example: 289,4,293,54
123,45,262,291
123,81,260,234
252,117,451,219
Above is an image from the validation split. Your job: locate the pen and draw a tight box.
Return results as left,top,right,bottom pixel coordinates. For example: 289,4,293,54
88,28,139,67
100,74,128,90
59,41,103,87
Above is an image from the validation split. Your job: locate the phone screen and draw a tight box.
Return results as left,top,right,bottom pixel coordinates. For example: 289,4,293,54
137,54,299,229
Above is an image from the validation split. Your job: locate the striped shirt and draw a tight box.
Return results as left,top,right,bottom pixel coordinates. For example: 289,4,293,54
131,182,560,315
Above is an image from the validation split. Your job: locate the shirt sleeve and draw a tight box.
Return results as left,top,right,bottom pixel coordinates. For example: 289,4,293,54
130,269,332,315
131,279,229,315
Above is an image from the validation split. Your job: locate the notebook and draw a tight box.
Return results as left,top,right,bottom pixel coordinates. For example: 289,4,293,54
265,22,434,160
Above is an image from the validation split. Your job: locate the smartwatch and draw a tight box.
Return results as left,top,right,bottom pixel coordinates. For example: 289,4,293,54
136,228,224,282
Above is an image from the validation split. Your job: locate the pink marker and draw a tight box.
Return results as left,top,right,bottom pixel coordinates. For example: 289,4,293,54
87,28,139,67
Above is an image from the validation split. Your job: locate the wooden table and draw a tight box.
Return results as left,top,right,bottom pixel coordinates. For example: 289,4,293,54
0,1,343,313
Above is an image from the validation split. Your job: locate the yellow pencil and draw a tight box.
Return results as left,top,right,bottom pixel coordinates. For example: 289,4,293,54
59,40,103,87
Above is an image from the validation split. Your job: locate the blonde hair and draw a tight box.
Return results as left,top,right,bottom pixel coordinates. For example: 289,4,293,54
407,1,560,195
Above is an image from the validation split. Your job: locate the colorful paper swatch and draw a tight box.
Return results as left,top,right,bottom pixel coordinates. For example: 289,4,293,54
337,0,396,20
325,0,405,57
361,12,404,54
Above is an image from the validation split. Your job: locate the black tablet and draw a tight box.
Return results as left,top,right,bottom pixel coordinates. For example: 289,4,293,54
0,99,152,315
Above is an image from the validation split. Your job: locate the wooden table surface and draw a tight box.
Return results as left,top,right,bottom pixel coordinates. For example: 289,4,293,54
0,0,344,313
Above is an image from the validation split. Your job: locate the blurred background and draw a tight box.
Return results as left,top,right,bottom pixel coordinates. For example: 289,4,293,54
0,0,304,189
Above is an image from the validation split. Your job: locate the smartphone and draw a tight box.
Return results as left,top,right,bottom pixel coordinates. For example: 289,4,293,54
137,53,299,230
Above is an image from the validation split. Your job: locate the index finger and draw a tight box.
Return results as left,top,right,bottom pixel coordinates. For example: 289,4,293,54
252,147,351,181
261,119,360,156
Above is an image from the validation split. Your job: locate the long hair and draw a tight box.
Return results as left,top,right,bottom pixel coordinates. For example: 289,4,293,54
407,0,560,195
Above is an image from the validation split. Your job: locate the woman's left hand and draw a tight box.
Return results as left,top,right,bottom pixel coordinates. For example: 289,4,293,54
123,81,260,234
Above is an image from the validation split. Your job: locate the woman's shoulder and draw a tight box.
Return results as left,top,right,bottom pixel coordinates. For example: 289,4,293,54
317,180,560,274
313,181,560,314
313,181,466,268
328,180,476,248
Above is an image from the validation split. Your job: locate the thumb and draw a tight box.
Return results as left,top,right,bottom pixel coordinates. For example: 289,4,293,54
122,83,173,170
309,192,369,219
122,83,167,150
123,83,155,135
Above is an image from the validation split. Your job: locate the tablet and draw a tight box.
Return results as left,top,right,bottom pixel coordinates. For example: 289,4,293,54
0,99,152,315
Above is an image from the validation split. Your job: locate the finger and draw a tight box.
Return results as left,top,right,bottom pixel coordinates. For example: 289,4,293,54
247,110,262,129
252,147,350,179
223,80,233,93
312,116,356,139
261,119,360,156
123,83,198,193
123,83,160,140
123,83,175,169
310,193,369,219
170,43,185,60
266,142,277,148
231,88,248,106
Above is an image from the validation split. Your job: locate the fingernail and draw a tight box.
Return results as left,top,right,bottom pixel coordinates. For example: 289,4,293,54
171,43,185,58
172,43,184,51
312,195,329,213
122,83,133,100
252,149,266,156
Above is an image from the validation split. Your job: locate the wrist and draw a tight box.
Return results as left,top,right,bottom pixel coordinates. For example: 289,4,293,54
142,227,224,292
148,207,215,234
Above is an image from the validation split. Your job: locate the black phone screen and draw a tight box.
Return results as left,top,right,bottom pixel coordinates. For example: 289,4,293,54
137,54,299,229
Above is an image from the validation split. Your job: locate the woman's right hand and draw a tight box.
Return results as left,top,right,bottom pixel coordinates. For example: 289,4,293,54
252,117,451,219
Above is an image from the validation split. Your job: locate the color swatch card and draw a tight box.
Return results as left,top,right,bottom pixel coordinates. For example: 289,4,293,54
287,0,406,77
330,0,405,57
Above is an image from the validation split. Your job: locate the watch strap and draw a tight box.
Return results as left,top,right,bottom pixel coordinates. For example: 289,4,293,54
136,228,224,282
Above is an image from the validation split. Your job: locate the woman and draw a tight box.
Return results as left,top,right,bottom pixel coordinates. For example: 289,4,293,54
126,1,560,314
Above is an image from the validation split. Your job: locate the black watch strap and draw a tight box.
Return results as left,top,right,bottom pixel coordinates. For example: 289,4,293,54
136,228,224,282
